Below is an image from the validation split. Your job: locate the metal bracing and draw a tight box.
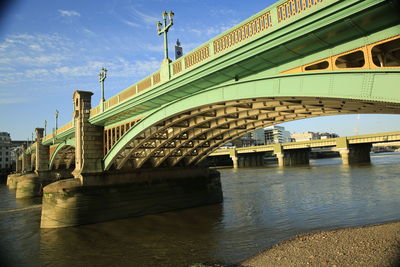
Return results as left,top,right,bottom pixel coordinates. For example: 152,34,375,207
106,94,400,170
111,100,261,169
50,145,75,170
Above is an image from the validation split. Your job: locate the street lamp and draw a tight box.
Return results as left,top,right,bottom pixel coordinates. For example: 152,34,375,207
54,110,59,137
99,67,108,112
44,120,47,136
157,11,174,60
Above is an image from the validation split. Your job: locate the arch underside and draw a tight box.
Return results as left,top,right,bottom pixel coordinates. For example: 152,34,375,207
108,96,400,170
50,145,75,170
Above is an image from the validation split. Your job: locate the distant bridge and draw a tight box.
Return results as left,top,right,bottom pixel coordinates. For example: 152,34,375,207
208,131,400,167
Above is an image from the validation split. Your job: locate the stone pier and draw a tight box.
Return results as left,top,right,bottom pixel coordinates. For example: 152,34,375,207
40,168,222,228
40,90,223,228
229,149,264,168
337,137,372,165
16,128,55,198
274,144,310,167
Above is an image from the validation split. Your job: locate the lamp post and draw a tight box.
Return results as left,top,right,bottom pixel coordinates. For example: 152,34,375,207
157,11,174,60
99,67,107,112
44,120,47,136
54,110,59,137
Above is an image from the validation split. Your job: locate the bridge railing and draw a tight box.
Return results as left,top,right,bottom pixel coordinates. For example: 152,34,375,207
277,0,324,22
89,0,332,118
42,121,74,142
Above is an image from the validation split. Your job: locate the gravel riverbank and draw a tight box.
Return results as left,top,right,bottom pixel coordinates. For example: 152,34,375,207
240,221,400,267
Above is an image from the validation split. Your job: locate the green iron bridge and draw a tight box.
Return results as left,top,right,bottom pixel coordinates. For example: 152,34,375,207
9,0,400,228
22,0,400,173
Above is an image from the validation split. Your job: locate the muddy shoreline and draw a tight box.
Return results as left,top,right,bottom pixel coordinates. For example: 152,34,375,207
241,221,400,267
191,221,400,267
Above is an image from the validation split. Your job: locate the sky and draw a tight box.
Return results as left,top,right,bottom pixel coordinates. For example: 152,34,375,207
0,0,399,140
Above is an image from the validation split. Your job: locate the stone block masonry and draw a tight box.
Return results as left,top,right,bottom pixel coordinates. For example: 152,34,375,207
40,168,223,228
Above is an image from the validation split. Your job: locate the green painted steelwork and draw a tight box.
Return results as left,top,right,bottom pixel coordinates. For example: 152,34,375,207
49,138,75,170
103,70,400,169
89,0,400,126
35,0,400,171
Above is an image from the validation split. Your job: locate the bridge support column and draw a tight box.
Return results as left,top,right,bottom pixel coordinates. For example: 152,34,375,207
21,144,31,174
16,128,53,199
337,138,371,166
231,156,238,168
71,91,104,184
338,145,372,166
40,168,222,228
229,149,238,168
274,144,310,167
40,91,223,228
8,145,31,190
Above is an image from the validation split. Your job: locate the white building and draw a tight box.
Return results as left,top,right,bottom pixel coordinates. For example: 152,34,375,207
0,132,11,172
291,132,319,142
264,126,291,144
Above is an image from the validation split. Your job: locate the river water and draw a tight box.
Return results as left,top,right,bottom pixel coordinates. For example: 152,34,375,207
1,153,400,267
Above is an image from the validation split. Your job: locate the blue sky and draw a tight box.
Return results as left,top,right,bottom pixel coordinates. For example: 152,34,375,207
0,0,399,140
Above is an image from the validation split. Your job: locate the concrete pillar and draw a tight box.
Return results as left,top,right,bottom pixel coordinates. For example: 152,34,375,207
284,149,310,166
274,144,284,167
339,144,371,165
274,144,310,167
71,91,104,184
350,143,371,164
231,156,238,168
229,148,238,169
336,137,371,165
338,148,350,166
276,152,284,167
35,128,50,176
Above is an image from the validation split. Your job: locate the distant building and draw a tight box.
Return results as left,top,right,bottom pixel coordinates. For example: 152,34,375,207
0,132,11,173
232,129,267,147
319,132,340,139
251,129,266,146
264,126,291,144
291,132,320,142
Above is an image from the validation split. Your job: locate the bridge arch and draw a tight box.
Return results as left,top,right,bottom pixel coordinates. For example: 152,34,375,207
49,139,75,170
103,70,400,170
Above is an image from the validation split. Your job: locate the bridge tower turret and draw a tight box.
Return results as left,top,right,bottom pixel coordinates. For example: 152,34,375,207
72,91,104,183
35,128,49,176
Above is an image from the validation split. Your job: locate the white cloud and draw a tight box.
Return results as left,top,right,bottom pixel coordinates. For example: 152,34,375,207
58,10,81,17
122,19,140,28
129,8,158,25
29,44,43,51
82,28,97,36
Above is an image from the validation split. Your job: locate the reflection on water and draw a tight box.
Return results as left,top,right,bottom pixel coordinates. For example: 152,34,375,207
1,153,400,266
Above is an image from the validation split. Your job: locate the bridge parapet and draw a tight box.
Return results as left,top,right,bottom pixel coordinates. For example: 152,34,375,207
87,0,343,121
42,121,74,143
